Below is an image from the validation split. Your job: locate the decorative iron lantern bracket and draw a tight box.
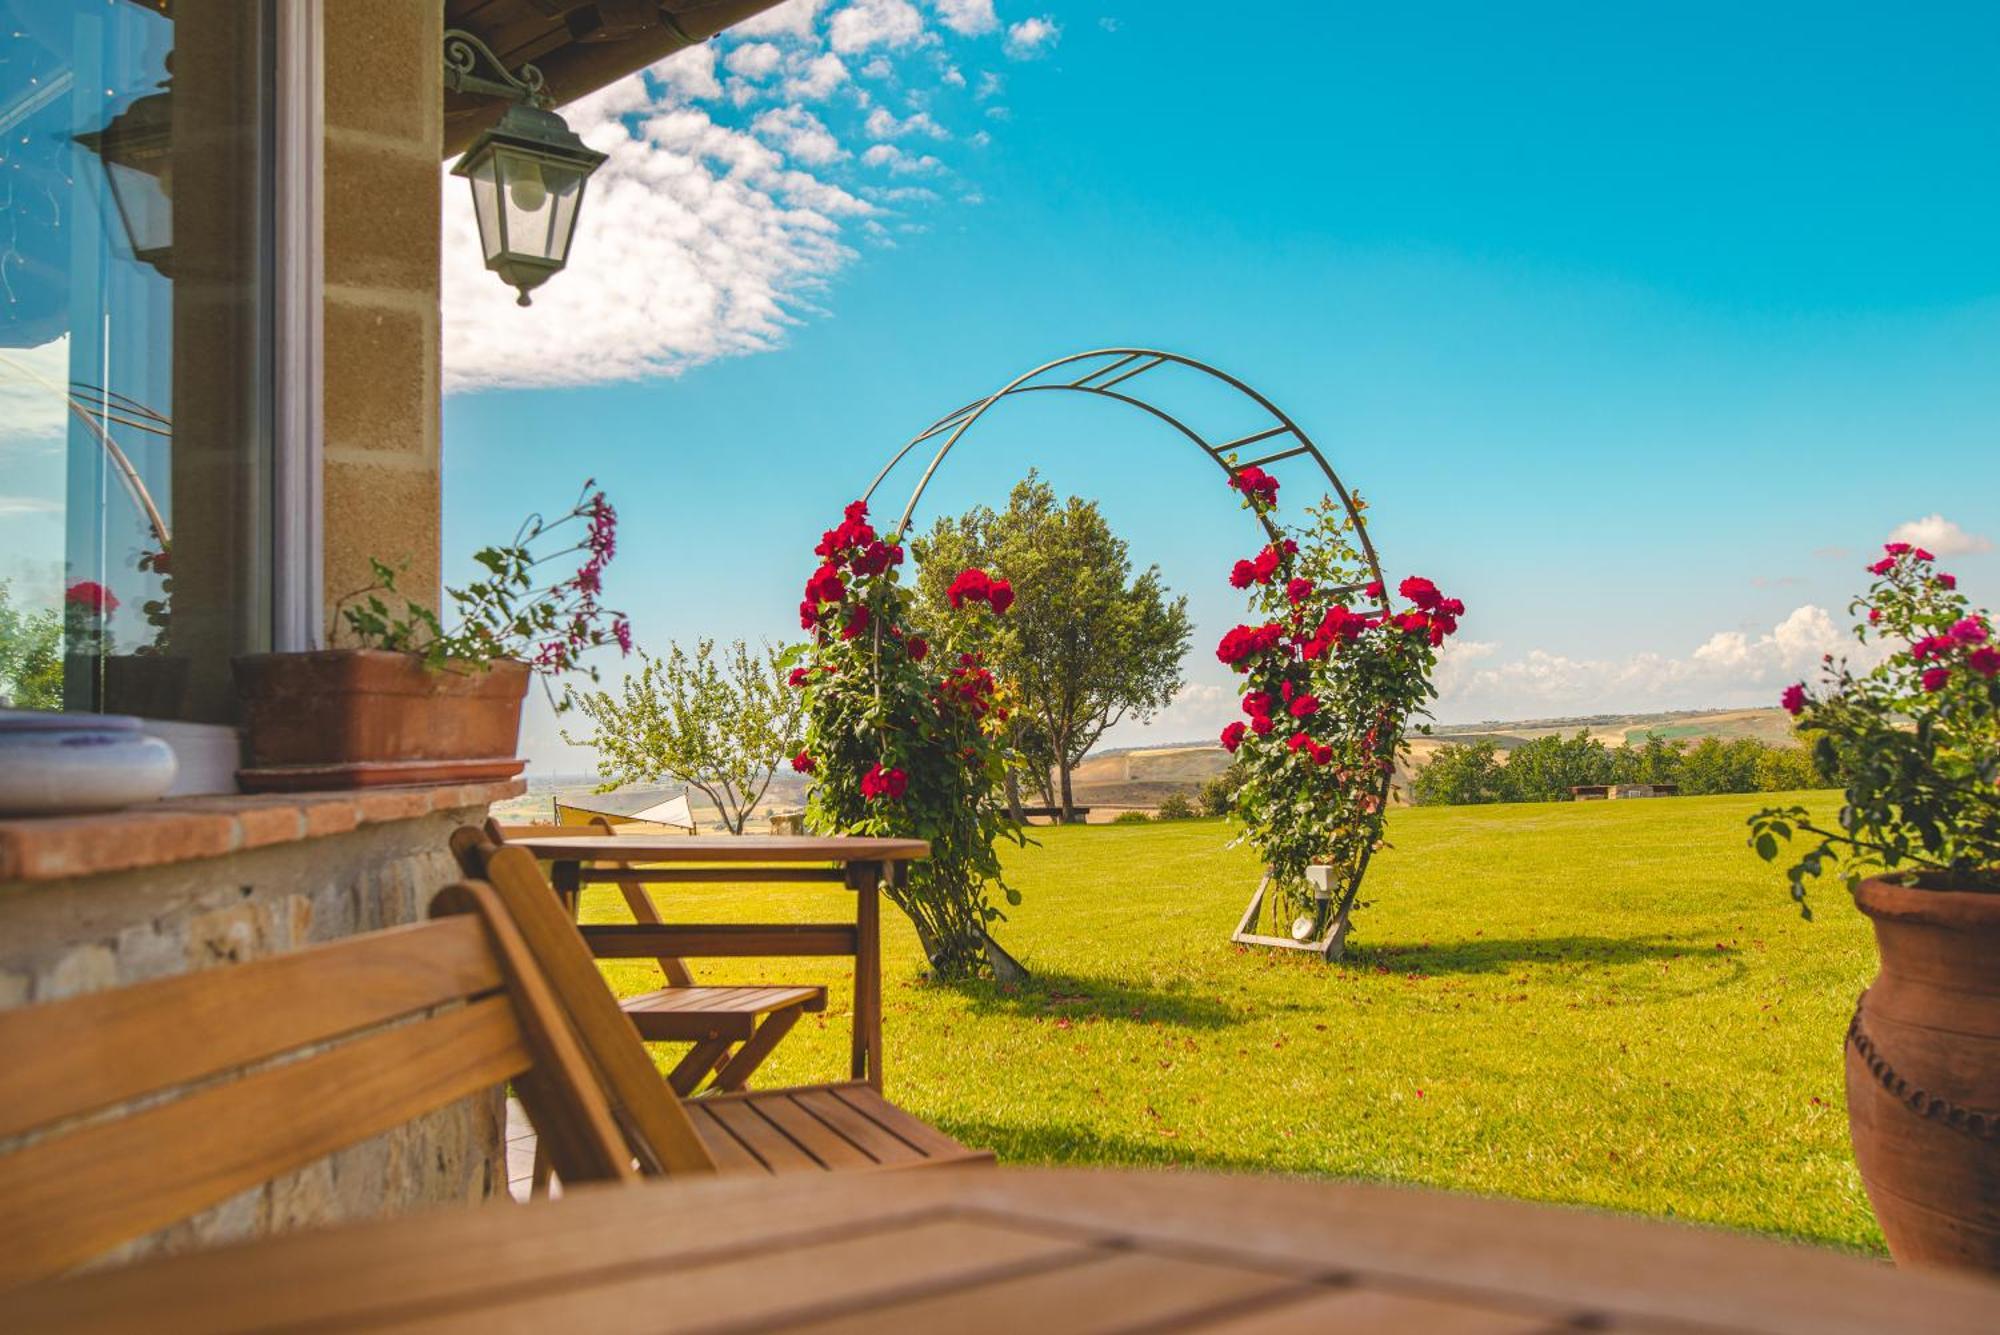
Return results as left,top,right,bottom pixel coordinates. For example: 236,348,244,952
443,29,549,107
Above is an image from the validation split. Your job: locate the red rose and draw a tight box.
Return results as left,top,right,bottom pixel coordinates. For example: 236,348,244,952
788,667,810,687
1951,618,1988,645
1867,558,1894,576
1397,576,1442,610
841,603,870,640
1309,742,1333,765
1286,577,1314,605
1242,691,1273,717
988,579,1015,615
1938,573,1958,589
1921,666,1950,692
1969,647,2000,678
845,500,869,524
1780,683,1807,716
1866,608,1882,624
860,763,908,800
1286,731,1310,753
1395,610,1429,636
1883,542,1911,556
1228,560,1256,589
1288,693,1319,718
1250,714,1275,736
799,600,820,630
906,636,929,662
1221,721,1247,752
1913,547,1935,562
1363,580,1383,599
947,568,992,610
806,564,846,604
1228,465,1279,507
64,580,118,615
791,751,815,773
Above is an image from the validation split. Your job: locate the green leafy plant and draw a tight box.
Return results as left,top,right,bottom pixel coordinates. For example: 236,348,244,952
0,581,63,709
1750,542,2000,916
333,480,628,708
562,639,804,834
791,500,1028,978
1155,792,1199,821
1214,468,1461,928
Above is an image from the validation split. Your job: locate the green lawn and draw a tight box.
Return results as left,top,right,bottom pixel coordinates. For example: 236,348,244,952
583,789,1881,1252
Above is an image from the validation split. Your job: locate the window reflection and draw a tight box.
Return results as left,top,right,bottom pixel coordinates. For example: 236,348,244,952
0,0,269,723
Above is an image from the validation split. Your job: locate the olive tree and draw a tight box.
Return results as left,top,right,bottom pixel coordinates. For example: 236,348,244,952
562,639,803,833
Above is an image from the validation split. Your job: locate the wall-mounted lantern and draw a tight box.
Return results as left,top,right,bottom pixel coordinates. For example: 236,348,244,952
75,84,175,278
445,30,606,306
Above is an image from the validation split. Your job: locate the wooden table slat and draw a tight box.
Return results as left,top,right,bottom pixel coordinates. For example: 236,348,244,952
512,835,930,865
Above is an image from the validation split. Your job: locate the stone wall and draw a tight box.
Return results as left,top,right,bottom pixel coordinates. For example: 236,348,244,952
0,801,505,1269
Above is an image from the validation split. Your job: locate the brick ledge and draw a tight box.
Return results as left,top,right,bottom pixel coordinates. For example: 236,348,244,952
0,780,526,884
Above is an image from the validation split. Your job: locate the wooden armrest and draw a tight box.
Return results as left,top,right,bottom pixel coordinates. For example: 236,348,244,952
579,924,859,959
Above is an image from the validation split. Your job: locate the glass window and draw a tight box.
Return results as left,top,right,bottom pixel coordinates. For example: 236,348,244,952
0,0,272,723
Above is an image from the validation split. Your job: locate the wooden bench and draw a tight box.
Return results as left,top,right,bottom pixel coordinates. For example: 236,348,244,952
456,833,992,1179
0,882,664,1290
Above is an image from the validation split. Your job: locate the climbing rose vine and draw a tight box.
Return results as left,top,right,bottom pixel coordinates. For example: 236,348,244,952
1750,543,2000,915
1216,466,1462,931
790,500,1025,977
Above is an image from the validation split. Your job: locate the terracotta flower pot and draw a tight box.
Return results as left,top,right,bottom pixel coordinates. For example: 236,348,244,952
231,649,529,791
1846,875,2000,1271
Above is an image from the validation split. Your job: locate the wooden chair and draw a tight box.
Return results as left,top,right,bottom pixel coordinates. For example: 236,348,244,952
454,833,992,1180
468,823,828,1095
0,882,672,1291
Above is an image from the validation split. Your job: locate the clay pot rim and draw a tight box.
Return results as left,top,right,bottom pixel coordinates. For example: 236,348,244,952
233,647,529,674
1853,873,2000,929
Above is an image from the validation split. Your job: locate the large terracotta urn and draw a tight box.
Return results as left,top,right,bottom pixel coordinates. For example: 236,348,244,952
1845,875,2000,1270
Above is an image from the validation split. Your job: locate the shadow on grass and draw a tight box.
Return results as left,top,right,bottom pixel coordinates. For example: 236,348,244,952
937,1116,1293,1176
933,969,1240,1031
1363,934,1737,975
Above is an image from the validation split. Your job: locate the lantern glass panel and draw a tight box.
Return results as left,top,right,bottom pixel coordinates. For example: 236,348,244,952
494,147,589,263
103,158,173,261
465,151,505,262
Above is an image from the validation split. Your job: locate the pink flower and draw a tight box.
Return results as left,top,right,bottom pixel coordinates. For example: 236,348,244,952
1867,558,1895,576
612,617,633,655
1883,542,1911,556
1969,647,2000,678
1950,618,1988,645
1780,683,1808,716
1220,721,1247,752
1938,572,1957,589
1913,547,1935,562
1921,666,1950,692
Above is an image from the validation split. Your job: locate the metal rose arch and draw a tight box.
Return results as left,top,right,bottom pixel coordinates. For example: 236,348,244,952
861,348,1395,960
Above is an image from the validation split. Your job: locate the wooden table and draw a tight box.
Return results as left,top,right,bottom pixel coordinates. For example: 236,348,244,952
13,1166,1996,1333
509,834,929,1086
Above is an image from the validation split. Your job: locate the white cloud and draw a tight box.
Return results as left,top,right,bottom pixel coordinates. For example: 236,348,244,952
0,337,71,445
933,0,998,36
647,43,722,101
940,64,966,87
1099,16,1120,32
860,143,942,174
1004,16,1061,57
973,70,1003,99
784,51,850,99
443,73,873,392
864,106,948,139
860,55,896,80
830,0,926,53
731,0,824,39
1887,514,1992,557
751,105,848,164
723,41,783,80
1431,604,1855,722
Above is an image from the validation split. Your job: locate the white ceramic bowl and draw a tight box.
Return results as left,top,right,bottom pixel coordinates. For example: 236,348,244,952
0,724,178,815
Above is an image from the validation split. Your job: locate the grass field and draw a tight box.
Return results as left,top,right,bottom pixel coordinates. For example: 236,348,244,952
583,789,1882,1253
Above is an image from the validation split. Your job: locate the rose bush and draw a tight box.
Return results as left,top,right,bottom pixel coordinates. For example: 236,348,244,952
1214,467,1461,935
790,500,1026,977
1750,543,2000,914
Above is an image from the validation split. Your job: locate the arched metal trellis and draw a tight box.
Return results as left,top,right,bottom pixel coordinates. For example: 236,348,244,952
862,348,1396,961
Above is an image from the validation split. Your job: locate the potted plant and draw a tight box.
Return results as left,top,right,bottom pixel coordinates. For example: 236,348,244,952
232,482,629,791
1215,466,1462,957
1750,542,2000,1270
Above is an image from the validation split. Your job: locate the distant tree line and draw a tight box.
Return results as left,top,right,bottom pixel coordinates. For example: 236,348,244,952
1410,731,1839,807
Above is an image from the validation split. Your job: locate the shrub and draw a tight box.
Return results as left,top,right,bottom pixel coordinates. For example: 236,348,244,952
1112,809,1155,824
1154,792,1199,821
1411,739,1507,805
1197,764,1245,817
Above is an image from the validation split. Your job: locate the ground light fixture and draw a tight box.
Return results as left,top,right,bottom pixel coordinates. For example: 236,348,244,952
75,82,175,278
444,29,607,306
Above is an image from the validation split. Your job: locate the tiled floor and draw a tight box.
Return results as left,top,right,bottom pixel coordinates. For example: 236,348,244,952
504,1098,558,1203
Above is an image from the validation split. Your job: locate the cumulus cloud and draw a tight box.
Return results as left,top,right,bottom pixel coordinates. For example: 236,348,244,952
864,105,948,139
1431,605,1854,722
860,142,942,173
1887,514,1992,557
933,0,998,36
751,105,849,164
829,0,926,53
1004,16,1061,57
0,337,71,444
732,0,824,40
723,41,783,80
784,51,850,99
651,43,722,101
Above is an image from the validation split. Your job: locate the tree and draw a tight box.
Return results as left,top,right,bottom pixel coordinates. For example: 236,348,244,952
0,582,63,710
563,639,803,833
1411,739,1508,805
913,473,1192,821
1499,730,1617,801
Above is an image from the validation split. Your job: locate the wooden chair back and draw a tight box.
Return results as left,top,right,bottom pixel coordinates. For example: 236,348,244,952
0,883,637,1290
448,830,720,1177
485,814,617,842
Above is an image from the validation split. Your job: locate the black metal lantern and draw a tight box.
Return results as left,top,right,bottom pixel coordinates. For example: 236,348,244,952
451,102,606,306
75,87,174,277
444,29,606,307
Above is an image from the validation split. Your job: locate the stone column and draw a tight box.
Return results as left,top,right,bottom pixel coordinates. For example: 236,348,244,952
321,0,444,622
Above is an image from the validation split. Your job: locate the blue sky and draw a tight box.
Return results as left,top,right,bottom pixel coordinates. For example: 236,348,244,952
439,1,2000,769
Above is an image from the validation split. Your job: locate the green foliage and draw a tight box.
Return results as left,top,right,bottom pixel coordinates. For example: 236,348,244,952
1498,730,1619,801
334,481,628,709
912,472,1192,819
1154,792,1198,821
1196,763,1245,817
1410,739,1508,805
1111,809,1155,824
562,639,802,834
796,502,1027,978
0,581,63,709
581,791,1880,1252
1752,546,2000,915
